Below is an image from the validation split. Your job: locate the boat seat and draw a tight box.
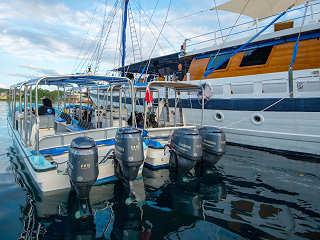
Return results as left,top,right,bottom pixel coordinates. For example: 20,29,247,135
39,114,55,129
59,112,72,124
37,139,116,156
66,125,85,132
55,116,66,123
66,120,94,132
145,139,164,149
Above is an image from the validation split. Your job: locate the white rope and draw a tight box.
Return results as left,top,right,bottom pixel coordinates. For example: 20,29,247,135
145,0,172,75
220,94,289,129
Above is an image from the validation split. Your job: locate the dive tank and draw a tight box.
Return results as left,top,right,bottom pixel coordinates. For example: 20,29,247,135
68,136,99,200
114,128,144,183
198,126,226,165
169,128,202,172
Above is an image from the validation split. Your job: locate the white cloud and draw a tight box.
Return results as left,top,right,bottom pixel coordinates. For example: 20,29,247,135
0,83,8,89
0,0,248,83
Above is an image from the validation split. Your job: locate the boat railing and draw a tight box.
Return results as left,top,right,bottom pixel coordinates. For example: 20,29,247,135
186,1,320,51
146,125,197,138
38,126,118,151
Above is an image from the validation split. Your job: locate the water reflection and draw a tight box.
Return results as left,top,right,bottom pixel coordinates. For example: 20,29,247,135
8,143,320,240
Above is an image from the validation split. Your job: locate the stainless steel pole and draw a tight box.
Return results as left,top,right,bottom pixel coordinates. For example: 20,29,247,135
119,87,122,127
201,87,204,127
110,86,113,127
24,86,27,145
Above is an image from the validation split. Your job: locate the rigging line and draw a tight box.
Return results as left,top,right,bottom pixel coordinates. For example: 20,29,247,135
203,2,291,79
92,1,109,72
132,0,176,51
80,0,115,73
166,22,186,40
130,0,166,53
213,0,223,42
289,0,309,69
166,8,212,23
91,0,110,71
200,0,251,85
146,0,172,75
85,0,109,71
81,0,119,73
139,0,160,40
94,0,120,73
113,4,122,71
73,1,101,73
72,1,100,72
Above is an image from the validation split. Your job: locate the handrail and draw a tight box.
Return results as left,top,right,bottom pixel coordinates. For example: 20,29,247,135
187,1,320,48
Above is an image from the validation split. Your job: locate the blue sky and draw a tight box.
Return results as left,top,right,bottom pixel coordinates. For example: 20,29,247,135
0,0,315,88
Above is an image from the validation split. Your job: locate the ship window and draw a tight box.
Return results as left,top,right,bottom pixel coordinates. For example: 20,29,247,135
240,46,273,67
206,53,232,71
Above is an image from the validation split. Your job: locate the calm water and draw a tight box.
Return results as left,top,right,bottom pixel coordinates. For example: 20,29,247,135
0,100,320,240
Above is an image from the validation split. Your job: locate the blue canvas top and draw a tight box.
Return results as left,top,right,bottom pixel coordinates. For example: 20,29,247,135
14,74,130,88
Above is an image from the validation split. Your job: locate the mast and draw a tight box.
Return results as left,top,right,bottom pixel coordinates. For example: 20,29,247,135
121,0,129,77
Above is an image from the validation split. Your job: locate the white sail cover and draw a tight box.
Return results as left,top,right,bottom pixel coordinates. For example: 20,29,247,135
212,0,313,19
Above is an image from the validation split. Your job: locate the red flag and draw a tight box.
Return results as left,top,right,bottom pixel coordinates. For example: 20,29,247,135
145,87,153,104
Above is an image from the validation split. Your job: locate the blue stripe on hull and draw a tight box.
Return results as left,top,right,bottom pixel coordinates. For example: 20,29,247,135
92,94,320,112
144,162,169,170
169,97,320,112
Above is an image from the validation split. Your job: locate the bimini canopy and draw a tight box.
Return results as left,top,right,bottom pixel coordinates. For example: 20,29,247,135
212,0,313,19
15,74,129,88
146,81,201,91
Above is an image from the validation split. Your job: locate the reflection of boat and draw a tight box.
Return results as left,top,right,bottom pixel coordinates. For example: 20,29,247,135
202,145,320,239
10,145,146,240
142,152,320,240
142,167,246,240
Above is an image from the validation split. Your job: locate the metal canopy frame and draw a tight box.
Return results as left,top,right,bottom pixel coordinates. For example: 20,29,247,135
140,81,204,129
9,74,136,155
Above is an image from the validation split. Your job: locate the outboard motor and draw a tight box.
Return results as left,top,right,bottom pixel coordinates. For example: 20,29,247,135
198,127,226,165
68,136,98,217
114,128,144,196
169,128,202,174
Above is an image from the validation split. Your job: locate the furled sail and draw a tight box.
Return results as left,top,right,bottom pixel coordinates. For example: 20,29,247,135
212,0,314,19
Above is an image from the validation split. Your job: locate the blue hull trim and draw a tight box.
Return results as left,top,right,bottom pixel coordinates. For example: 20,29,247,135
144,162,169,170
94,175,117,185
92,94,320,112
166,97,320,112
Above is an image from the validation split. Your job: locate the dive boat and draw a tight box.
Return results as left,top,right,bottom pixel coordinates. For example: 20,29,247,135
8,75,146,193
92,81,227,171
118,1,320,158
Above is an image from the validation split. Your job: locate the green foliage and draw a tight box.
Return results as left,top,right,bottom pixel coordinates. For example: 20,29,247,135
0,88,8,93
19,89,63,103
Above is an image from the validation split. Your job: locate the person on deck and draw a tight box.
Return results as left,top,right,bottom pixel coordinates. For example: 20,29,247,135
38,97,55,115
175,63,184,81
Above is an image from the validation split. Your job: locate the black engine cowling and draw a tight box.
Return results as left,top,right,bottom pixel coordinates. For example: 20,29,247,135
169,128,202,172
115,128,144,183
198,127,226,165
68,136,98,200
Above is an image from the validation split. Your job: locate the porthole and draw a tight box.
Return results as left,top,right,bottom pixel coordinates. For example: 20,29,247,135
251,113,264,125
214,111,224,122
